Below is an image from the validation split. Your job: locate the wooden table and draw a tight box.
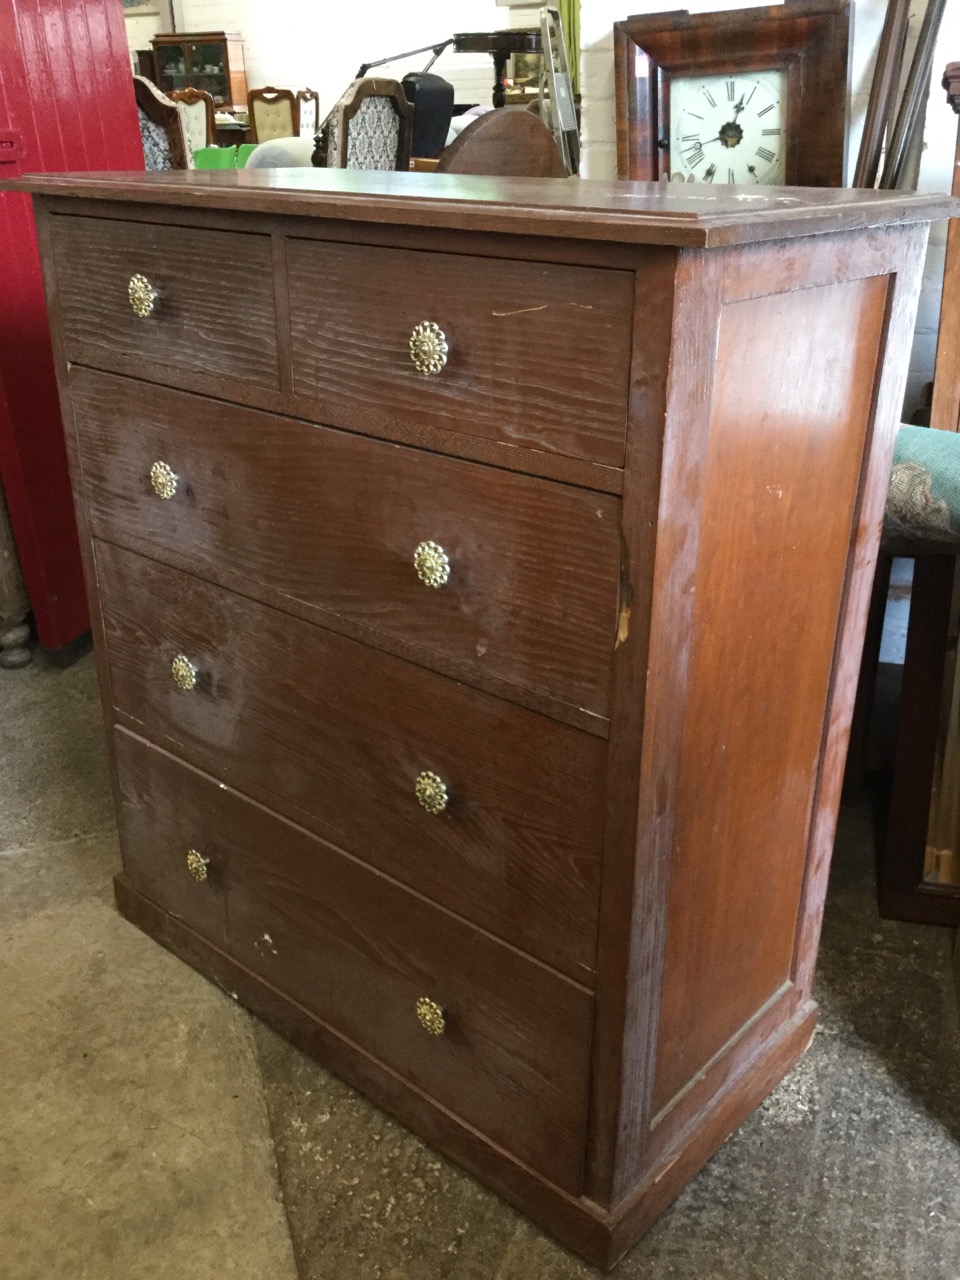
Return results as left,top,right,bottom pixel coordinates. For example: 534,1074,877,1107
213,120,250,147
454,30,541,107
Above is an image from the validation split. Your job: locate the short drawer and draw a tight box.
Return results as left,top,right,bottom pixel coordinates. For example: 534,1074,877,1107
98,543,607,983
113,726,593,1194
286,238,634,467
48,214,280,390
72,368,621,722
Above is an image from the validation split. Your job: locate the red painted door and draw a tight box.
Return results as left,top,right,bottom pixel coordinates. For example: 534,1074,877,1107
0,0,143,647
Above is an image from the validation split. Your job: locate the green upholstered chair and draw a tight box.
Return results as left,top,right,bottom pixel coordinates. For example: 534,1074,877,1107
192,145,237,169
884,425,960,554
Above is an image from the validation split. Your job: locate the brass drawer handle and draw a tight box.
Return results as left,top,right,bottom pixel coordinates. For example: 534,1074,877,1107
171,653,198,691
416,997,445,1035
128,273,159,318
409,321,448,375
413,540,449,589
415,770,448,815
150,461,178,500
186,849,210,882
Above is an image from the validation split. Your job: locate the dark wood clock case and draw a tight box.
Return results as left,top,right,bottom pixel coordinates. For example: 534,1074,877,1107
613,0,852,185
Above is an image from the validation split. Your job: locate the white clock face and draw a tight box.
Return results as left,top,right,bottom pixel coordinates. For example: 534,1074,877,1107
669,70,787,185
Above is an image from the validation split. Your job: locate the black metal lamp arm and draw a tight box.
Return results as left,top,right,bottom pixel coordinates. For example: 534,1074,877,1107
356,38,454,78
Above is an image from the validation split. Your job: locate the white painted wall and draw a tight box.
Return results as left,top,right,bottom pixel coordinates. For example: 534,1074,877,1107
124,13,164,62
169,0,513,117
140,0,957,413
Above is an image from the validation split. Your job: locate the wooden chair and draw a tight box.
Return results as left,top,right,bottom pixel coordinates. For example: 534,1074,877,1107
318,78,412,171
436,108,568,177
132,75,189,170
247,86,298,143
863,62,960,927
169,87,215,153
296,87,320,137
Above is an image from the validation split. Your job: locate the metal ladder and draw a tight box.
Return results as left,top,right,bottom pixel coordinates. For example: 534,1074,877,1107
538,5,579,174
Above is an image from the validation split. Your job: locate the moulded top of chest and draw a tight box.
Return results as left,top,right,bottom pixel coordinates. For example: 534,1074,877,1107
11,169,957,249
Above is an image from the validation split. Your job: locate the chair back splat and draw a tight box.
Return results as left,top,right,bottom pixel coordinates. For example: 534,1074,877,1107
133,75,190,170
169,86,215,152
296,87,320,137
317,78,413,171
247,86,299,142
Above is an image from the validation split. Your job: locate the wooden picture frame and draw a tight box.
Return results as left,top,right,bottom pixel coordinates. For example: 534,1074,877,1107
613,0,851,186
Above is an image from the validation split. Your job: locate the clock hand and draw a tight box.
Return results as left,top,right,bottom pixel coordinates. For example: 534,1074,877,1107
731,95,746,119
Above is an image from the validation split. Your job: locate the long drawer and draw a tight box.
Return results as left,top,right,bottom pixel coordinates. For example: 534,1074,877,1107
72,368,621,722
286,238,634,467
113,726,593,1193
98,543,607,982
49,214,280,391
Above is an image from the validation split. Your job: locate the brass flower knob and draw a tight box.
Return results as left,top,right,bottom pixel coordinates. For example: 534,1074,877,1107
170,653,198,691
128,273,159,318
186,849,209,882
149,461,178,500
415,770,448,815
409,321,448,375
416,997,445,1035
413,540,450,589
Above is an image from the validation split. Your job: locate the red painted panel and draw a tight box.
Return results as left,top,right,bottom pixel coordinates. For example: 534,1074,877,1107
0,0,143,646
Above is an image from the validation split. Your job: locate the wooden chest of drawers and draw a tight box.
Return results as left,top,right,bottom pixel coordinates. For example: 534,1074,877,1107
20,169,951,1266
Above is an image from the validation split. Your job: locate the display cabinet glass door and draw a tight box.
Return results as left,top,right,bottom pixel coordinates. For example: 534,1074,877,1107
186,42,228,104
155,41,230,106
154,43,187,91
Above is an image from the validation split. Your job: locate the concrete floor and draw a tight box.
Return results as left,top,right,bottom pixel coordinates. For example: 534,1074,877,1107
2,649,959,1279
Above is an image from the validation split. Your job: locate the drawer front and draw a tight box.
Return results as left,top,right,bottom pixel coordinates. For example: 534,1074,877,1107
287,239,633,467
72,369,621,721
114,726,593,1193
98,543,606,983
49,215,279,390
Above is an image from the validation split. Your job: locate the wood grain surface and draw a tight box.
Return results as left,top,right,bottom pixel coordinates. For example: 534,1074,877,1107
113,726,594,1193
70,368,622,723
24,173,940,1263
652,271,890,1111
287,239,632,467
49,213,279,389
12,173,955,249
98,543,607,982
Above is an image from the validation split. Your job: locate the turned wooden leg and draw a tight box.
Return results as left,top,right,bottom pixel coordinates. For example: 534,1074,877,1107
0,620,32,668
492,51,508,108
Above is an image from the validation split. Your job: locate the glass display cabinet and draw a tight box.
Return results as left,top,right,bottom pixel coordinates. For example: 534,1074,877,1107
151,32,247,112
